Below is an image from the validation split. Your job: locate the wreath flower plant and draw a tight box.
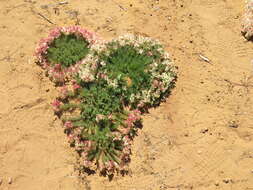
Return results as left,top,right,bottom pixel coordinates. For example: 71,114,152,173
242,0,253,40
35,26,100,83
93,34,177,110
36,28,176,175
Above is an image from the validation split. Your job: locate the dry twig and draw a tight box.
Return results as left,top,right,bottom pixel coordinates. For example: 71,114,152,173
30,8,55,25
36,12,55,24
111,0,127,11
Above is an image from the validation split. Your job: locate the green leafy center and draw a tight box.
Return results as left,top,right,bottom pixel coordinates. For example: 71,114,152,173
102,45,153,97
80,82,123,122
46,34,89,68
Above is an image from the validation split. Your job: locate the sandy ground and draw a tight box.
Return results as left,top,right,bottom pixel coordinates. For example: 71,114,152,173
0,0,253,189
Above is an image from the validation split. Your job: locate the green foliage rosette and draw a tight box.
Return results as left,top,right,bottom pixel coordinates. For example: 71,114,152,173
93,34,177,110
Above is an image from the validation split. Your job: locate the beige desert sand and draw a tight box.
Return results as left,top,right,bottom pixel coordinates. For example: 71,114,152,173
0,0,253,190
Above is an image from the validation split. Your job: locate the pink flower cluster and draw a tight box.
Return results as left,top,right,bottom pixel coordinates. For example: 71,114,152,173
35,26,99,82
72,82,81,91
119,109,141,135
242,0,253,40
125,109,141,128
59,85,69,99
51,99,62,112
64,121,73,129
57,81,80,99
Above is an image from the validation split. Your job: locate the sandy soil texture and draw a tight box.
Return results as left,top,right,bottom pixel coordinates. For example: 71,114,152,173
0,0,253,190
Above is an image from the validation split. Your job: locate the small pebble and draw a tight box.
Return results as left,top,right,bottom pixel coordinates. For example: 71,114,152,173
214,181,219,186
8,177,12,184
197,150,202,154
167,16,171,20
0,178,2,185
223,179,230,184
228,121,239,128
20,53,25,58
200,128,208,134
40,5,49,9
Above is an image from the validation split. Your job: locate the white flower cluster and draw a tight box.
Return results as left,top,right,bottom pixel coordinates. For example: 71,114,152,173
78,54,98,82
242,0,253,40
113,34,161,49
130,60,176,106
90,40,107,53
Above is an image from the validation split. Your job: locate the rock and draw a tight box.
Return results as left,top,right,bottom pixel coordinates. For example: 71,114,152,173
242,0,253,40
223,178,230,184
200,128,209,134
8,177,12,184
228,120,239,128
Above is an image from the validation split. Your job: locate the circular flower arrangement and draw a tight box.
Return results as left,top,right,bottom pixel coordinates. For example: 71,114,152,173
94,34,177,110
36,28,177,175
35,26,99,82
242,0,253,40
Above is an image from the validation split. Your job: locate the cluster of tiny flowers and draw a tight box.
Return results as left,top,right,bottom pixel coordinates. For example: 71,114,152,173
77,54,98,82
97,34,177,108
112,34,160,49
51,99,62,112
242,0,253,40
56,81,80,99
35,26,100,82
124,109,141,128
140,60,176,105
